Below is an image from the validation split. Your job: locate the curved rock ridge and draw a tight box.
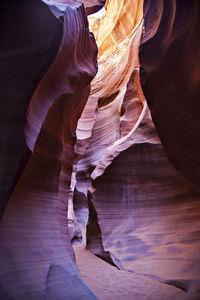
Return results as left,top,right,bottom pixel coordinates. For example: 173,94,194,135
70,0,200,297
0,88,97,300
90,71,161,182
1,0,200,298
70,0,159,246
0,1,98,299
25,2,97,151
72,0,145,228
70,0,159,233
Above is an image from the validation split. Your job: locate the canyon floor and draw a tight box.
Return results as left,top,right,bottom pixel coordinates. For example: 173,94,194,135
73,226,196,300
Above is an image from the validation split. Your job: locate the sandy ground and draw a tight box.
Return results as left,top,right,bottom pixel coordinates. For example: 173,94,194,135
73,227,196,300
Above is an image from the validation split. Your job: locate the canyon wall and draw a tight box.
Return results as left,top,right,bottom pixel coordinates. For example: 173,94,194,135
0,0,200,299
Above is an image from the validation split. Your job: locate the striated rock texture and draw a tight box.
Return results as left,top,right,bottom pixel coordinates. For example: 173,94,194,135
71,0,200,298
0,0,97,299
73,0,144,218
0,0,200,299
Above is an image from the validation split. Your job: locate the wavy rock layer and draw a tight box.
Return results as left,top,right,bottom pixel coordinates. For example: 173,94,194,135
73,0,144,212
0,0,200,299
87,143,200,294
0,1,97,299
70,0,200,298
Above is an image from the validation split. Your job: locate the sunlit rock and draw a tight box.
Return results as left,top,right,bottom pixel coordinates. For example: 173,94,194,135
1,0,200,299
72,0,200,298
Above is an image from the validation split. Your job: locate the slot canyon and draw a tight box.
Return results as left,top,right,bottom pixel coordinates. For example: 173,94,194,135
0,0,200,299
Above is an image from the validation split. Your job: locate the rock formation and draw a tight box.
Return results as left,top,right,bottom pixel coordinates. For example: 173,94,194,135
74,0,200,297
0,1,97,299
140,0,200,190
0,0,200,299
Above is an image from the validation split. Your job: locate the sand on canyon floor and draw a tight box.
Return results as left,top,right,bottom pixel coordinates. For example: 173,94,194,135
73,226,198,300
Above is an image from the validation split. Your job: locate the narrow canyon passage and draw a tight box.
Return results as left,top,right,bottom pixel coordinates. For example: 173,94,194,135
0,0,200,299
